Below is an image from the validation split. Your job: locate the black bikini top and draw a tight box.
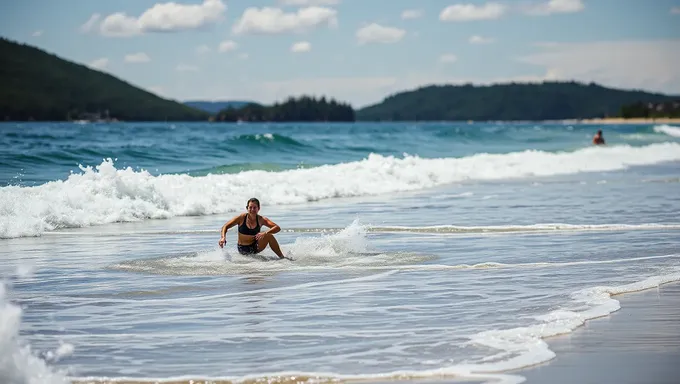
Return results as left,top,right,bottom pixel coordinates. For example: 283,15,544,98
238,214,261,236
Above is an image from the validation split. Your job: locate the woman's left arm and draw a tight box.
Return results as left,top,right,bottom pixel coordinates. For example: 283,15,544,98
260,216,281,235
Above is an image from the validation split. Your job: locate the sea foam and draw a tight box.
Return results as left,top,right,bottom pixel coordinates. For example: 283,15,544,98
1,143,679,238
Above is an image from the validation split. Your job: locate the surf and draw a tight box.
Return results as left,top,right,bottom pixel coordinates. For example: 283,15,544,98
2,142,680,239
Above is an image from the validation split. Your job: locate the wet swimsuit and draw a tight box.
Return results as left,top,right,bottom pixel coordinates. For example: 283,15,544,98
237,214,261,254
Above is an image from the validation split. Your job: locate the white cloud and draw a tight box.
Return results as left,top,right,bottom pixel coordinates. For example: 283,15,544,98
278,0,340,5
218,40,238,52
522,0,584,16
232,6,337,35
291,41,312,53
469,35,495,44
88,58,109,70
439,54,458,63
80,14,101,33
32,30,43,37
176,64,199,72
238,53,249,60
401,9,423,20
440,3,506,21
671,7,680,14
124,52,151,63
356,23,406,45
98,0,226,37
196,44,211,54
515,39,680,95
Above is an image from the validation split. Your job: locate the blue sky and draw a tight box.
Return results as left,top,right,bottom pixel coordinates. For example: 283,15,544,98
2,0,680,107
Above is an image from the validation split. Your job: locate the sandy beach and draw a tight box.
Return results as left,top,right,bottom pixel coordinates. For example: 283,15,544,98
575,117,680,125
515,281,680,384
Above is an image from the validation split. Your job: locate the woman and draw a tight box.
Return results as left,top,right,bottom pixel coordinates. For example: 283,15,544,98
218,198,286,259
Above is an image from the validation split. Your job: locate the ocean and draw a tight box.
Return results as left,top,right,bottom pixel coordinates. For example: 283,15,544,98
1,121,680,384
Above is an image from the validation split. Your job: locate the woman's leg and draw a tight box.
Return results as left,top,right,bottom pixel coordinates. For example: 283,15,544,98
257,233,284,258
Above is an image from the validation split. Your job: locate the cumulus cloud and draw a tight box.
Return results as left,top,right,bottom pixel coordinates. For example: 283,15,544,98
218,40,238,52
97,0,226,37
32,30,43,37
469,35,495,44
80,14,101,33
124,52,151,63
440,3,506,21
232,6,337,35
356,23,406,45
401,9,423,20
291,41,312,52
522,0,584,16
278,0,340,5
439,54,458,63
515,39,680,94
88,58,109,70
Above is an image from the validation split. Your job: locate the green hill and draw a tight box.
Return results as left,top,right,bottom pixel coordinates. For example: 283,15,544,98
0,38,209,121
356,81,680,121
215,96,355,122
184,101,254,114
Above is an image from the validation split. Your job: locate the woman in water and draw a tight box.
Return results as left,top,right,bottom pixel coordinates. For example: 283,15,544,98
218,198,286,259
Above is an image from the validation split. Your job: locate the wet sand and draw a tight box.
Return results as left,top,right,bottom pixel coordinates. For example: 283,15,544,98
516,281,680,384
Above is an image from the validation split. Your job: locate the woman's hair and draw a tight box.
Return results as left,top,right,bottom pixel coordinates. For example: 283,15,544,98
246,198,260,208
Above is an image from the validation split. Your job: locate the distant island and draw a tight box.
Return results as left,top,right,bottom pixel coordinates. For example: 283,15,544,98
356,82,680,121
183,101,253,114
0,37,209,122
2,37,679,123
214,96,355,122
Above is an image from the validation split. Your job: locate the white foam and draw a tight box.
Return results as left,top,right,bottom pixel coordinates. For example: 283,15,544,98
0,281,70,384
654,124,680,138
2,143,680,238
462,270,680,377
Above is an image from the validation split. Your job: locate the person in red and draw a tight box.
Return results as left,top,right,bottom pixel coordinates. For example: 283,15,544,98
592,129,605,145
218,197,287,259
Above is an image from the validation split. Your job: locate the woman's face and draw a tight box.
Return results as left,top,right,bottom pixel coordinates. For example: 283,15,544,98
247,202,259,214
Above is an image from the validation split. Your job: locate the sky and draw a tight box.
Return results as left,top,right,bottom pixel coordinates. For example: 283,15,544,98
2,0,680,108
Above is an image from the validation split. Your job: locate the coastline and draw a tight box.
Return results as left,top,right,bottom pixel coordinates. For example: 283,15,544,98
573,117,680,125
514,281,680,384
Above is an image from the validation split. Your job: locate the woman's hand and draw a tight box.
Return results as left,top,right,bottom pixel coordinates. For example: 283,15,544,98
218,237,226,248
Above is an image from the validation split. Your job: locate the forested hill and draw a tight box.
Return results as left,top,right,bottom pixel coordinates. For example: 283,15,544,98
184,101,253,114
0,38,209,121
356,81,680,121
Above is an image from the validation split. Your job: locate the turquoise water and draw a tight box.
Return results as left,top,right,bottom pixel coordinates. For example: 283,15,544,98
1,121,680,384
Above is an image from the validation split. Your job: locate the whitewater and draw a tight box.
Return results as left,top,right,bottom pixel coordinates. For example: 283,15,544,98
1,121,679,384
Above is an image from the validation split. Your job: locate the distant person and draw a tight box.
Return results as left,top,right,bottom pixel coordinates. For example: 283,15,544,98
592,130,605,145
218,197,287,259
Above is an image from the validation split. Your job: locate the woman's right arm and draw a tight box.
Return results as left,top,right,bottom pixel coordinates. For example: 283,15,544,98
219,214,243,247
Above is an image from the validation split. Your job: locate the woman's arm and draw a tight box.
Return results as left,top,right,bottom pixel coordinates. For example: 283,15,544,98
218,214,243,247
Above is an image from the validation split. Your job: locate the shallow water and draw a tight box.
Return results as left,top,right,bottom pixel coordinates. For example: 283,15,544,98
1,121,680,384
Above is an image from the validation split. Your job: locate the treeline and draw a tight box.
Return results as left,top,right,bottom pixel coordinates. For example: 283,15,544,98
356,81,680,121
214,96,355,122
619,100,680,118
0,38,209,121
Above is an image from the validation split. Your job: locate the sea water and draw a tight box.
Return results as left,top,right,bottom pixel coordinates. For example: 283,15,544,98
1,121,679,384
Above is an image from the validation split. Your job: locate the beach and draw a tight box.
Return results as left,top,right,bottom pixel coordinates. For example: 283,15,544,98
575,117,680,125
518,281,680,384
1,121,679,384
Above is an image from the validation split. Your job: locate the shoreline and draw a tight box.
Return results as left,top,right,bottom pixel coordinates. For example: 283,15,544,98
567,117,680,125
514,280,680,383
69,280,680,384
